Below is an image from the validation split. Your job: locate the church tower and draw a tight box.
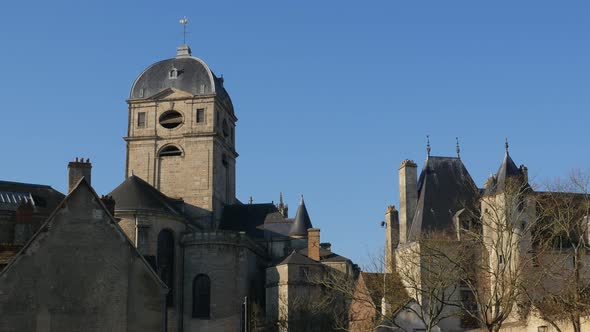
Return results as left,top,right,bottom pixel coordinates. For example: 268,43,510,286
125,44,237,226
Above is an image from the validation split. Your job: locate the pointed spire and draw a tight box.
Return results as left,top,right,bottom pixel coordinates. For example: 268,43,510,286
426,135,431,158
289,194,313,237
280,192,284,205
456,137,461,159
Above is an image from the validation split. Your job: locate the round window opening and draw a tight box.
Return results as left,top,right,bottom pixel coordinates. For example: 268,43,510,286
159,111,183,129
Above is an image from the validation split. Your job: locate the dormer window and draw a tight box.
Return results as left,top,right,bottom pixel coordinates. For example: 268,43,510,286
169,67,178,79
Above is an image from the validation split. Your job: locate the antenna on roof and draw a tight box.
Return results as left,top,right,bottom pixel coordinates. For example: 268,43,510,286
426,135,431,158
456,137,461,159
179,17,189,44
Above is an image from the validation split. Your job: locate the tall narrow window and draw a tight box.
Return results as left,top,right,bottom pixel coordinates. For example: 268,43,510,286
193,274,211,318
137,112,146,128
196,109,205,123
157,229,175,307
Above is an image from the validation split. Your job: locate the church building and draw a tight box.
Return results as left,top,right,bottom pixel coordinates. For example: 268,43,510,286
0,42,356,332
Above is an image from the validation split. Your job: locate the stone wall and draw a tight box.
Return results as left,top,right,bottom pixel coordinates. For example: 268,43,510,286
0,182,165,332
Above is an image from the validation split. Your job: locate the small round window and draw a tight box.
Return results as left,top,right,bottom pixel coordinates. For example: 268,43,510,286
159,111,183,129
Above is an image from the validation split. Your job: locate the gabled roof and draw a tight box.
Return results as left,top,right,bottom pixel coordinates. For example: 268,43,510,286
0,180,64,211
409,156,479,240
289,197,313,236
108,175,183,216
276,250,320,266
0,178,168,290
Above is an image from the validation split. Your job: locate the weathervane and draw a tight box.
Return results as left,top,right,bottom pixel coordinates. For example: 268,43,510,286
426,135,431,158
456,137,461,159
179,17,189,44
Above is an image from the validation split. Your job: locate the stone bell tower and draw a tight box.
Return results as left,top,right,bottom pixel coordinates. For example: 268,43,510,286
125,44,237,225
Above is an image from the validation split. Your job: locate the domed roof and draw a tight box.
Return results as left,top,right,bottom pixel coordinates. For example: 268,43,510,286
129,45,232,110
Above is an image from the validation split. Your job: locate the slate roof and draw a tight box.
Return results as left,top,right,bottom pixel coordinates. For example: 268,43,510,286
297,247,349,263
129,45,232,111
219,203,291,238
289,197,313,236
0,181,64,212
485,150,528,195
276,251,320,266
108,175,183,216
408,156,479,240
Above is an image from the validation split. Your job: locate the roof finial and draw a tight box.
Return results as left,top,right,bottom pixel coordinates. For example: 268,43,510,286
426,135,431,158
179,17,189,45
248,196,253,204
300,194,304,205
505,137,509,154
279,192,284,205
456,137,461,159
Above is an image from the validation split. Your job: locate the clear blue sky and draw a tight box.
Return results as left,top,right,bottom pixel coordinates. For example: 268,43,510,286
1,1,589,266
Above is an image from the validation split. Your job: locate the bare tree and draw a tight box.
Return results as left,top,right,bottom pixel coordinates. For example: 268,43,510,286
527,170,590,332
449,178,543,332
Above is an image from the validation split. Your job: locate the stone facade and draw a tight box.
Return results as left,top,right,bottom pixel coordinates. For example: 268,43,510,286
0,180,166,332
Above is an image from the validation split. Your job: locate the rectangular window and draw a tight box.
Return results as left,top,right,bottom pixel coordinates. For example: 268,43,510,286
137,112,146,128
196,109,205,123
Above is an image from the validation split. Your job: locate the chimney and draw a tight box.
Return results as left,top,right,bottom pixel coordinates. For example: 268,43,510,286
385,205,399,273
68,157,92,193
398,160,417,244
308,228,320,261
100,195,116,217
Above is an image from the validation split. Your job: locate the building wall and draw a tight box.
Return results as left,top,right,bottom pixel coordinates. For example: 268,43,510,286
0,185,164,332
182,231,264,332
117,211,189,332
126,92,236,225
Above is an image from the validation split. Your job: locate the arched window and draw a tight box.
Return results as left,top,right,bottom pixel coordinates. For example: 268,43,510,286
193,274,211,318
159,145,182,157
157,229,174,307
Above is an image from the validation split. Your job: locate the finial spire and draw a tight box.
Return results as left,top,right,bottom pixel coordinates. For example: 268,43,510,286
179,17,189,44
279,192,284,205
426,135,431,158
505,138,509,154
300,194,304,205
248,196,253,204
456,137,461,159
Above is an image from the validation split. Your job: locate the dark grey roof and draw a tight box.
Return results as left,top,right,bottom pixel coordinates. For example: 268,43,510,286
485,151,527,195
108,175,183,216
409,157,479,240
0,181,64,211
129,45,232,111
219,203,290,238
276,251,320,266
289,197,313,236
297,247,349,263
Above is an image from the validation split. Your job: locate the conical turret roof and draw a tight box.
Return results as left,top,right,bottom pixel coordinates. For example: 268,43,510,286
289,196,313,237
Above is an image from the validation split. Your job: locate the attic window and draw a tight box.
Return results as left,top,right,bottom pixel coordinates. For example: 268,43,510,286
169,67,178,79
159,111,183,129
159,145,182,157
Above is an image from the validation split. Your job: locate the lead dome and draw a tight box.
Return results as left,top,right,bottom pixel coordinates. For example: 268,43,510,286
129,44,233,111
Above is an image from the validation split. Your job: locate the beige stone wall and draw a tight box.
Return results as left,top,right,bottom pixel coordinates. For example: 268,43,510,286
126,91,237,225
182,232,265,332
0,184,164,332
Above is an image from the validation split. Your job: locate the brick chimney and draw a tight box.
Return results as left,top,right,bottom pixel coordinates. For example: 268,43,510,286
308,228,321,261
398,159,417,244
68,157,92,193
